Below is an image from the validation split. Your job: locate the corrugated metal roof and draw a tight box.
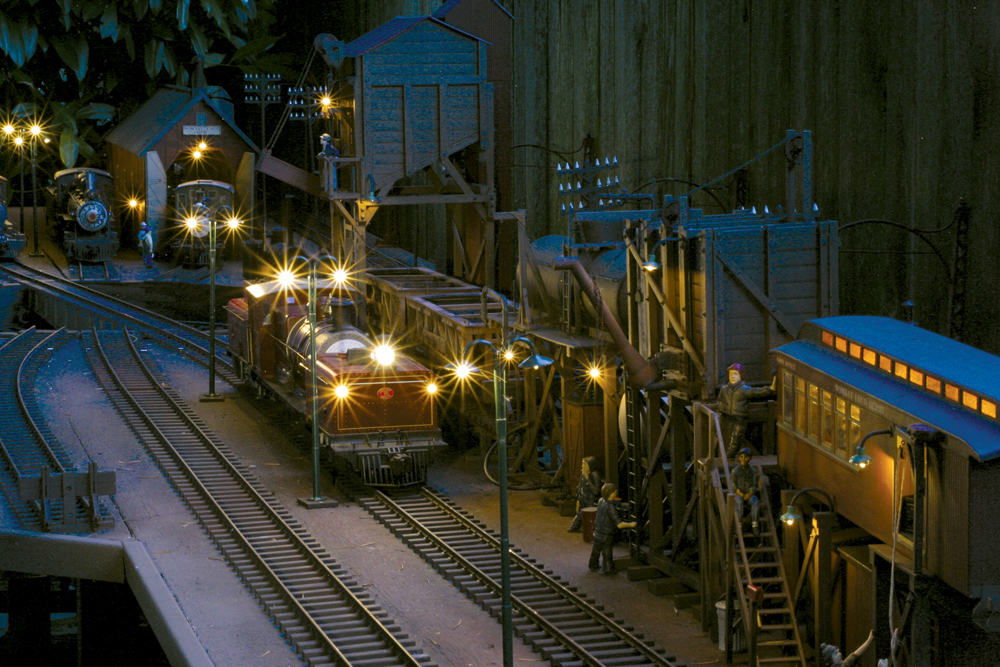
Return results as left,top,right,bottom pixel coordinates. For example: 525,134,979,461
343,15,487,58
774,338,1000,462
104,86,257,156
433,0,514,21
806,316,1000,403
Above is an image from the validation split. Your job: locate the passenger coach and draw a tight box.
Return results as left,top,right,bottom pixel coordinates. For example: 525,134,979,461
773,316,1000,663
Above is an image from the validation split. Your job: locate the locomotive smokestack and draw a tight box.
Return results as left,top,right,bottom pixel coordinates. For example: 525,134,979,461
553,257,660,389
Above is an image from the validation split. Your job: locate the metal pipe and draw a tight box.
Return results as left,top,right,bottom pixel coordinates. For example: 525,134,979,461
553,256,658,388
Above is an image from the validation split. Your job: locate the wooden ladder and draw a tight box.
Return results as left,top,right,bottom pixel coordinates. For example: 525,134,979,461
729,468,807,666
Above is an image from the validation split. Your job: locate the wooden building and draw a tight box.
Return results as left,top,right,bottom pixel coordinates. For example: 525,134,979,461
104,85,257,248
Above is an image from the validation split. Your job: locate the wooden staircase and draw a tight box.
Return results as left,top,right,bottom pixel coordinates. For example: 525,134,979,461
728,467,806,666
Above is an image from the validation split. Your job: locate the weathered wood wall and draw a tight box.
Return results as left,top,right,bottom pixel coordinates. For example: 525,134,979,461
341,1,1000,353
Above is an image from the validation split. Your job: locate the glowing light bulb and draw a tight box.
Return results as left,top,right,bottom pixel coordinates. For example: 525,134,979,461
334,384,349,399
226,218,241,229
193,150,202,159
426,382,438,395
198,141,207,150
372,344,396,366
332,268,348,285
455,362,472,379
589,367,601,379
29,125,40,136
129,199,139,208
277,269,296,287
503,349,515,361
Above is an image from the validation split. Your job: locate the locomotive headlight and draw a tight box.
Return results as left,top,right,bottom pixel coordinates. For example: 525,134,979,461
426,382,438,395
372,344,396,366
334,384,349,399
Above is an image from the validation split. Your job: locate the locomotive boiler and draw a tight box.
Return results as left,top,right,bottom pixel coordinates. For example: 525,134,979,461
0,175,25,258
226,276,444,487
47,168,118,262
165,180,237,266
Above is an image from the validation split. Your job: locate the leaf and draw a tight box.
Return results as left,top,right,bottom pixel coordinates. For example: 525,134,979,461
11,103,37,127
124,30,135,61
74,39,89,81
230,34,277,63
50,37,81,76
149,0,163,14
162,44,177,77
144,40,164,76
81,2,102,21
99,4,118,40
59,127,79,168
189,22,209,57
21,22,37,60
0,12,26,67
76,103,115,123
176,0,190,30
203,53,223,67
199,0,231,38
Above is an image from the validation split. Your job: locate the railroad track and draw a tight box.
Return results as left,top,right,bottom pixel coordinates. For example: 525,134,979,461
85,327,434,667
360,487,687,667
0,327,110,530
0,260,239,387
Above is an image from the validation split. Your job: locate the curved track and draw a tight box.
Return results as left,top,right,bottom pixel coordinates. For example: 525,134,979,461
0,327,109,529
86,327,433,667
1,260,239,386
360,487,688,667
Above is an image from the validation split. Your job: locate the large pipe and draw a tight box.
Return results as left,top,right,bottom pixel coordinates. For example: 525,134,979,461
554,256,659,389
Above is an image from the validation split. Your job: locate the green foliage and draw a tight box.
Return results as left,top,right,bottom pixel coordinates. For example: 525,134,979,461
0,0,281,170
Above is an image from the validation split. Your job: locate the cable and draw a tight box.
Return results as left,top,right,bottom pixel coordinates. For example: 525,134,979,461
513,136,590,165
634,176,730,212
839,219,951,281
680,136,789,199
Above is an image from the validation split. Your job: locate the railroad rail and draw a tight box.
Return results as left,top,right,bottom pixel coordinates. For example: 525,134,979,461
85,327,434,667
0,261,239,387
0,327,111,530
360,487,688,667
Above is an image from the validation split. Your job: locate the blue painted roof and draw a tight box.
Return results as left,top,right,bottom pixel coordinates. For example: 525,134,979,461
775,338,1000,462
104,86,257,156
343,15,487,57
805,316,1000,404
433,0,514,21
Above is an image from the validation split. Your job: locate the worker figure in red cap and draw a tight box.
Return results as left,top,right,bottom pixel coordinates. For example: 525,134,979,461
716,363,775,458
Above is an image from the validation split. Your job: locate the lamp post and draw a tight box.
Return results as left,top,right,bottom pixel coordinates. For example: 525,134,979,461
4,125,25,244
291,253,341,510
28,124,42,256
197,211,241,403
453,305,552,667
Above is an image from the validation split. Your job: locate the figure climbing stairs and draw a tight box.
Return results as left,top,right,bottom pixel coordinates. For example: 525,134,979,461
729,466,806,666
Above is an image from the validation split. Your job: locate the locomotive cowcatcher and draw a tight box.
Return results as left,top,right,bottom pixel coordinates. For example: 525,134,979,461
226,276,444,487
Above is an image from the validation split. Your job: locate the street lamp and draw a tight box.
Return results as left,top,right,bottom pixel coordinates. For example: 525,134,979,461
196,208,242,403
642,235,681,272
451,294,553,667
286,253,343,510
779,487,835,526
27,123,43,257
849,428,893,469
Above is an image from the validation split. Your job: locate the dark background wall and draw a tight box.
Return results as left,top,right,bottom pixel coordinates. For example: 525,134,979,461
304,1,998,353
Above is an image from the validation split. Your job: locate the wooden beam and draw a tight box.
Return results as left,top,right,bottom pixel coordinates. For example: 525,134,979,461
714,247,798,335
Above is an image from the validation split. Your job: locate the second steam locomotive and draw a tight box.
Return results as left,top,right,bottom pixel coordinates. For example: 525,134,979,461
226,274,445,487
47,168,118,263
165,179,237,266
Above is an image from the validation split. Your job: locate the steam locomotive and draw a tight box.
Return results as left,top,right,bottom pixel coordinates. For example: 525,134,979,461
47,168,119,262
164,180,237,266
226,276,444,487
0,175,26,258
